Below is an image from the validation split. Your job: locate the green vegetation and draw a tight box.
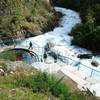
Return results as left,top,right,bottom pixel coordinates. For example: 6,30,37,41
0,89,49,100
0,50,24,61
53,0,100,52
0,65,69,100
15,72,71,100
0,51,16,61
70,0,100,52
0,61,97,100
0,0,57,39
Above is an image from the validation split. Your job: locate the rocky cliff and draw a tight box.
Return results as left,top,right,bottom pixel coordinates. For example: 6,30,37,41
0,0,59,40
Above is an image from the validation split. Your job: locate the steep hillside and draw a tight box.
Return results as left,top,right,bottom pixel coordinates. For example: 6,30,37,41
0,0,59,39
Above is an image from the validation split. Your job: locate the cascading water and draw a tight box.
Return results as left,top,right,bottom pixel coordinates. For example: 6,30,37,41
20,7,100,73
19,7,100,96
21,7,82,54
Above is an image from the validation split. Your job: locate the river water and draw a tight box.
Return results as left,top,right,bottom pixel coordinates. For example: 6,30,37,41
17,7,100,96
21,7,82,55
20,7,100,76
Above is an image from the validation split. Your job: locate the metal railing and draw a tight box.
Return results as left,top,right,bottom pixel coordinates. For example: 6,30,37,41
57,54,100,78
0,40,44,62
1,40,100,78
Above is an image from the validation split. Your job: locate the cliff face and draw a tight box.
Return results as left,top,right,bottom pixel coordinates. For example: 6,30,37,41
0,0,57,39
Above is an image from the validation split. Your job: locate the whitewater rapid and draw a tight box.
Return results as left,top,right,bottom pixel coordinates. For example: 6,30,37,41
21,7,82,53
21,6,99,64
21,7,100,72
21,7,100,71
21,7,92,60
21,7,100,97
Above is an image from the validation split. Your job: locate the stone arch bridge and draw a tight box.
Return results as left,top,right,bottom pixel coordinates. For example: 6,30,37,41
0,44,43,63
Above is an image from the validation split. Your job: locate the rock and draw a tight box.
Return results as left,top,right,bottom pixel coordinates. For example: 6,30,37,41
44,42,55,53
48,51,58,63
91,56,99,67
0,69,5,76
9,89,16,98
43,53,47,59
91,60,99,67
77,54,92,59
10,71,14,74
2,37,14,46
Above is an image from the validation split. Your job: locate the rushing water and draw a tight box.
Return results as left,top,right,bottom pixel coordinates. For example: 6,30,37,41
15,7,100,96
21,7,81,54
20,7,100,76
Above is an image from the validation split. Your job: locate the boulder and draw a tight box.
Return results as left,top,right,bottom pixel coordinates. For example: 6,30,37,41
91,56,99,67
91,60,99,67
44,42,55,53
77,54,92,59
0,69,5,76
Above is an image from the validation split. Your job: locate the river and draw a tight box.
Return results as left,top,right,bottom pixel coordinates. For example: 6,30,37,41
16,7,100,96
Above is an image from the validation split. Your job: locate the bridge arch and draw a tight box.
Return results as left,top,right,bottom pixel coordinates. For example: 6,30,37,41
8,48,40,63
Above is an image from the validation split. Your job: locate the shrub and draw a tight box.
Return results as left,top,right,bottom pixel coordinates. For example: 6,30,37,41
71,89,96,100
0,0,55,39
15,72,71,99
0,51,16,61
0,67,97,100
71,23,100,52
54,0,100,53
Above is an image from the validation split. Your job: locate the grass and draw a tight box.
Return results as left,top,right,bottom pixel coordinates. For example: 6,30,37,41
0,75,17,88
0,67,70,100
0,60,98,100
0,51,16,61
0,72,97,100
14,72,71,99
0,88,49,100
0,68,58,100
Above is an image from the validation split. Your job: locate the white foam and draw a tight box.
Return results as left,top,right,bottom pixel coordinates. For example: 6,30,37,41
20,7,100,96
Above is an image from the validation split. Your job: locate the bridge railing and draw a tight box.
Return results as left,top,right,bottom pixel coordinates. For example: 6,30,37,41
1,40,100,78
24,41,44,54
0,40,43,52
57,54,100,78
0,39,44,59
